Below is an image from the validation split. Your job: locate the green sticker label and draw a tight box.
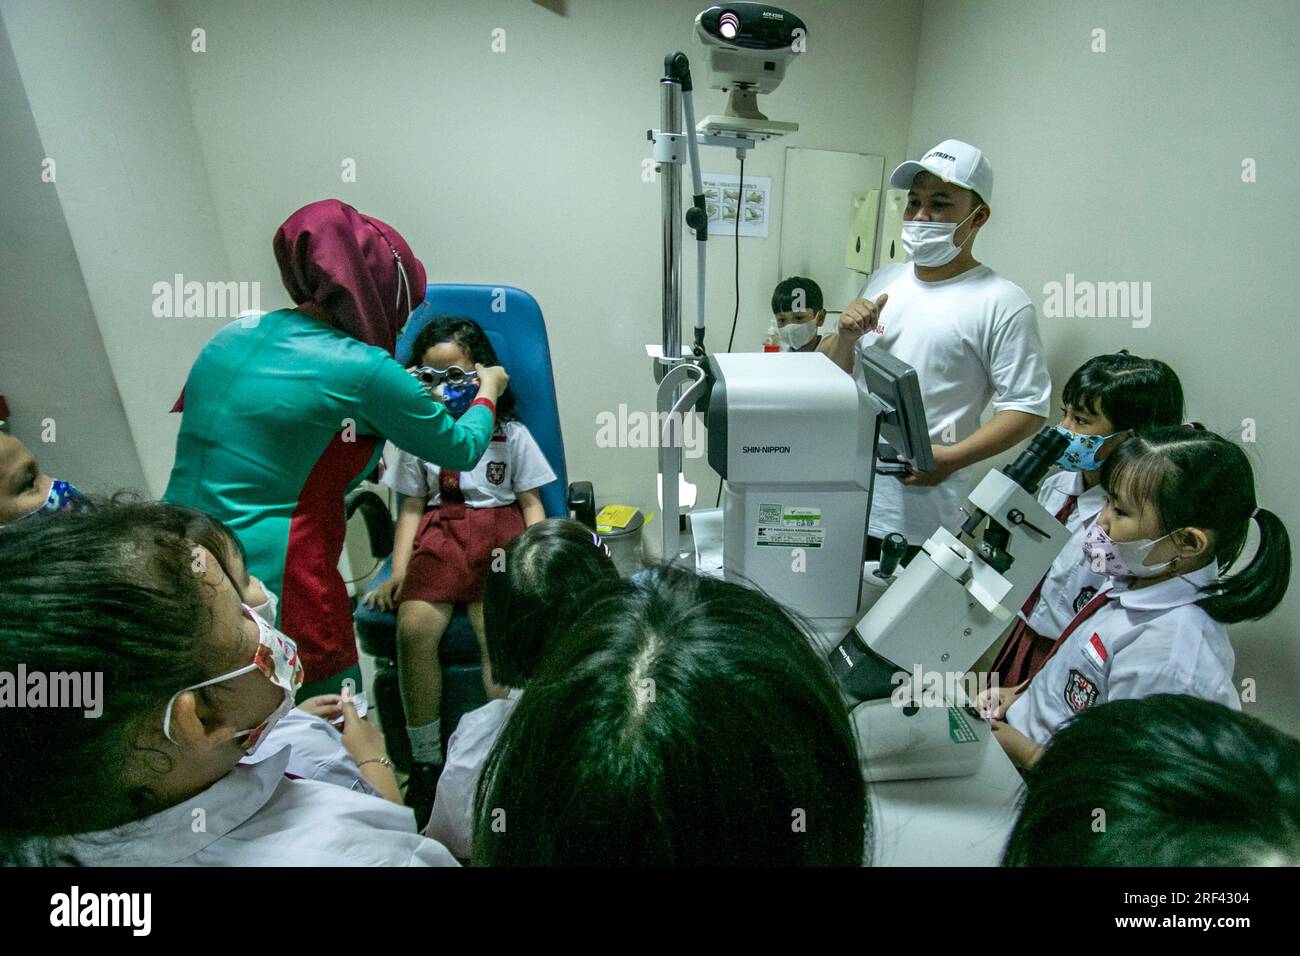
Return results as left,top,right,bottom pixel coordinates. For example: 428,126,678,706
948,707,979,744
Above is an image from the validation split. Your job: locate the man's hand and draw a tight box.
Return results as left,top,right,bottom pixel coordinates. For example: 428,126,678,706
837,293,889,344
899,443,961,486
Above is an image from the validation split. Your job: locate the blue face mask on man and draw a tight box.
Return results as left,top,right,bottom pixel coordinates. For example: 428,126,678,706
1054,425,1120,472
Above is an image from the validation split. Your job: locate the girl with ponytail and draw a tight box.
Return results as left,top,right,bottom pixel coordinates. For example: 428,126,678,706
981,424,1292,767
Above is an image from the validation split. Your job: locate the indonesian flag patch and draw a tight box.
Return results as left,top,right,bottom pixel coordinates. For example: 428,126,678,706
1064,669,1099,712
1084,632,1108,669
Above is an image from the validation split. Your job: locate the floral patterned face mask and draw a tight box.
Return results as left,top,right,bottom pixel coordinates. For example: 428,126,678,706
162,606,304,755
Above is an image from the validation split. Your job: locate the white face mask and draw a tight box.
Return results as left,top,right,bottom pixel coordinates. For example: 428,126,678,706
776,318,817,351
1083,521,1180,579
901,204,981,267
249,583,279,627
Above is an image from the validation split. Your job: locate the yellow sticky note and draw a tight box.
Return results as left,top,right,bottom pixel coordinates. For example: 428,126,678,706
596,505,637,531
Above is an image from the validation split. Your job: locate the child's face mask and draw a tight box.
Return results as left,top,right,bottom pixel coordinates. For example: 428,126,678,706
437,378,480,418
162,606,304,755
415,364,481,418
776,316,819,351
1054,425,1120,472
247,582,279,627
1083,521,1180,579
20,478,91,518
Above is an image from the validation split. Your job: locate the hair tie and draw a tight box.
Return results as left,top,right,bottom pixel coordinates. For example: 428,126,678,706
1252,507,1261,520
591,531,611,557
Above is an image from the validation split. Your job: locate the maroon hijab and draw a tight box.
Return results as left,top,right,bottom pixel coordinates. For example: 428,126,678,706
273,199,427,355
170,200,427,413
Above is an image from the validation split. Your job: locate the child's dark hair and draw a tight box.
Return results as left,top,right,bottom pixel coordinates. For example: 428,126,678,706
1061,351,1184,431
1004,695,1300,866
0,503,238,848
410,315,517,422
771,276,824,315
473,565,869,866
482,518,621,688
1099,424,1291,623
148,503,249,588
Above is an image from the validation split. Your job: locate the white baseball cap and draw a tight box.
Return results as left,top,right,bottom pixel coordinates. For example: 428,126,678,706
890,139,993,204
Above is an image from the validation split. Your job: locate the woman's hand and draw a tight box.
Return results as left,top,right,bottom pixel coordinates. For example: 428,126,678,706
339,689,388,766
475,364,508,401
297,694,343,721
363,574,404,612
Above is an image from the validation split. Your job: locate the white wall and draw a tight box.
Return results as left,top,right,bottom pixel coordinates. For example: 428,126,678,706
1,0,236,497
908,0,1300,733
0,14,147,495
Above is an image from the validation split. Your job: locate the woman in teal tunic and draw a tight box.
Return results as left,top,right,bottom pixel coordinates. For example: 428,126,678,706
165,199,506,697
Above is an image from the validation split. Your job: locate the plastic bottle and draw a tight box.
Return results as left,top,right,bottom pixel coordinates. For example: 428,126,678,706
763,319,783,352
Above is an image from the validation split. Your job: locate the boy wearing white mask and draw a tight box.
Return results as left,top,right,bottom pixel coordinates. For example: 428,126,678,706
819,139,1051,560
770,277,827,352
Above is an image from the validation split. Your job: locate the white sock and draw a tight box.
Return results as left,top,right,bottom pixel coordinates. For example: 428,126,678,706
407,719,443,765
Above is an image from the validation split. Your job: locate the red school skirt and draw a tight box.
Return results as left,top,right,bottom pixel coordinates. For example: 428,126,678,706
990,618,1057,688
398,503,526,605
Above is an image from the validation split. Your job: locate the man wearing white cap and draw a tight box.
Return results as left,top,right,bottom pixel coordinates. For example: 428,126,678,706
819,139,1051,558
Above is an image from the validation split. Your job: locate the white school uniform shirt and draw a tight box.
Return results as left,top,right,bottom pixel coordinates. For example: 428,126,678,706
1020,470,1109,637
852,261,1052,544
244,708,379,796
383,420,556,508
18,745,459,866
425,688,523,860
1006,563,1238,747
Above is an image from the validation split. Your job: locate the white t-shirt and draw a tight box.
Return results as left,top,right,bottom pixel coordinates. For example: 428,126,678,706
1006,563,1237,747
383,421,557,509
853,261,1052,544
1021,470,1109,637
425,688,523,860
17,746,458,866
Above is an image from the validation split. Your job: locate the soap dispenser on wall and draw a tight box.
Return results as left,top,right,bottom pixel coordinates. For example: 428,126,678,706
879,187,910,266
843,189,879,275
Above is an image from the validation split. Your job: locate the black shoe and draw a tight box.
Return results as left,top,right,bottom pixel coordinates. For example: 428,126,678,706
404,761,443,831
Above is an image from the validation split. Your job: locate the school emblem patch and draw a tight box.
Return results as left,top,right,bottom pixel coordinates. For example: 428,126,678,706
486,461,507,486
1073,586,1098,614
1063,669,1099,712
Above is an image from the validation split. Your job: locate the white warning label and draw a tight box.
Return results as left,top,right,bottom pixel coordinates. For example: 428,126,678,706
756,503,825,548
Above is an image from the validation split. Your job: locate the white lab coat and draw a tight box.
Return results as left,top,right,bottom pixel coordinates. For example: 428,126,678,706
1006,563,1238,746
14,746,459,866
425,689,523,860
1022,470,1109,637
